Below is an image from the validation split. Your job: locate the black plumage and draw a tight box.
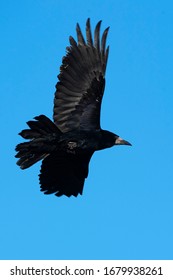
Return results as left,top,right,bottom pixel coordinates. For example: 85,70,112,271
15,19,131,197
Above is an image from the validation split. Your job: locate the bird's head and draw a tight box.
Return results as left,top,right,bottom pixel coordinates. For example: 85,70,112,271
100,130,131,149
114,135,132,146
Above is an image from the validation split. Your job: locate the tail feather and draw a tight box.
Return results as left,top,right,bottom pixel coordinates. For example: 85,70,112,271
15,115,61,169
16,152,48,169
19,129,42,139
19,114,59,139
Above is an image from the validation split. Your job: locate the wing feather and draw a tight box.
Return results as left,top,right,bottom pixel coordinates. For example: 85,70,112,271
54,18,109,132
94,20,101,51
86,18,93,46
39,151,93,197
76,23,86,46
101,27,109,55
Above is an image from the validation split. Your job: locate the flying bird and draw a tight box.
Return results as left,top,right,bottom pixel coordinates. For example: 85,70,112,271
15,19,131,197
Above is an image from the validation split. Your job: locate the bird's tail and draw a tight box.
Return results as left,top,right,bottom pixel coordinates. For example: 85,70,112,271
15,115,61,169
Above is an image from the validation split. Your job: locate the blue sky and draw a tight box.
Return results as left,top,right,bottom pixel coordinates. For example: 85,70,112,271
1,0,173,260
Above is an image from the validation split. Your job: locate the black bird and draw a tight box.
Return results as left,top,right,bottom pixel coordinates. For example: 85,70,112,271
15,19,131,197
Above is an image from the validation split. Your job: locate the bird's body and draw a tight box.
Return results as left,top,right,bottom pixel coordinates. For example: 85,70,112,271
15,19,131,197
56,129,118,152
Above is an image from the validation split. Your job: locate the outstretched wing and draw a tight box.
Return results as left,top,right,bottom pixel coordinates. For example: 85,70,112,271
53,18,109,132
39,151,93,197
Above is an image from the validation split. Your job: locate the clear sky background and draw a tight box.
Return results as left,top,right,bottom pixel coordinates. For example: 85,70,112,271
1,0,173,260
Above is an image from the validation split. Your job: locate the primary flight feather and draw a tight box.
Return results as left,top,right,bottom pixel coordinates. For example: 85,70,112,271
15,19,131,197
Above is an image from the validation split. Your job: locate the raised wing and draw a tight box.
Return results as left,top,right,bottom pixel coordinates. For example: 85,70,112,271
53,18,109,132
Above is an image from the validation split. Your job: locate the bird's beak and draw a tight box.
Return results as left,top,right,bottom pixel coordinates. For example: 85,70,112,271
115,137,132,146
